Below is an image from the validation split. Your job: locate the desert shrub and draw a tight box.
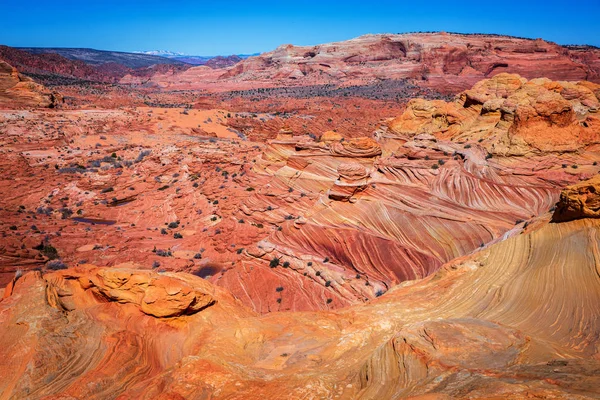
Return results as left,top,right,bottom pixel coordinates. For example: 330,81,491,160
156,249,172,257
135,150,151,163
35,243,59,260
46,260,67,270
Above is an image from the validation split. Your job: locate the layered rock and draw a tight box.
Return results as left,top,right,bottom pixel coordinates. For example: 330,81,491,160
156,33,600,93
213,74,600,312
1,200,600,398
46,267,216,317
0,60,62,108
552,175,600,222
387,73,600,155
2,75,598,314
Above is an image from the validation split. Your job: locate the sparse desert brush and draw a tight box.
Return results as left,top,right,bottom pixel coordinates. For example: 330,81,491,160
46,260,67,270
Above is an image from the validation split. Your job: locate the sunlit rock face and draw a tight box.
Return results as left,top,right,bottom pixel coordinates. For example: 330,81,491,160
552,174,600,222
2,185,600,398
388,73,600,155
0,74,598,314
1,66,600,398
215,74,600,312
0,61,62,108
157,33,600,93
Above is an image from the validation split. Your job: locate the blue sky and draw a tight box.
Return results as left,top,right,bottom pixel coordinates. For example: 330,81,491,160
2,0,598,55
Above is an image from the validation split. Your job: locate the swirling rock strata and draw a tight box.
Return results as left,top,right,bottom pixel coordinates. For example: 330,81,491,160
1,207,600,398
220,75,600,312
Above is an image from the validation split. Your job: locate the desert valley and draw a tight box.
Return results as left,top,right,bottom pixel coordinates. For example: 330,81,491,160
1,30,600,399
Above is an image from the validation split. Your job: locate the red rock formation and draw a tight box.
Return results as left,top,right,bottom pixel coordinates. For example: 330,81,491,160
0,45,192,85
204,55,243,69
0,55,600,396
1,206,600,398
157,33,600,94
0,60,62,108
388,73,600,155
1,74,599,313
552,175,600,222
213,74,600,312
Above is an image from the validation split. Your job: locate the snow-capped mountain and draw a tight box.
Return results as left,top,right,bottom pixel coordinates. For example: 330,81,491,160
133,50,186,57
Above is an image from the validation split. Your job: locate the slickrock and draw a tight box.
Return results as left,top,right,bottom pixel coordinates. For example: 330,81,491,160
1,75,599,313
1,192,600,398
213,74,600,312
0,60,62,108
0,51,600,395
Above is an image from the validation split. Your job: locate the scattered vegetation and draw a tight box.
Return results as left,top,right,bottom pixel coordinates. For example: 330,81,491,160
269,257,280,268
46,260,67,270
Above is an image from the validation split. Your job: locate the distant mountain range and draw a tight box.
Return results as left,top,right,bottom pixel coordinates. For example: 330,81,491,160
133,50,260,65
16,47,258,68
0,45,250,86
132,50,186,57
17,47,188,69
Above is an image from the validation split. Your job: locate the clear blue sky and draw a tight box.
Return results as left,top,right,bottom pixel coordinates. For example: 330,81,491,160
2,0,598,55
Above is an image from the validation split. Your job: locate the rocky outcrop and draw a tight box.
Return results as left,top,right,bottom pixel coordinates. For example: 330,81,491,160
205,55,243,69
1,60,600,397
166,33,600,94
0,61,62,108
2,75,598,314
387,73,600,155
354,216,600,399
208,74,599,312
46,267,216,317
1,203,600,398
552,175,600,222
